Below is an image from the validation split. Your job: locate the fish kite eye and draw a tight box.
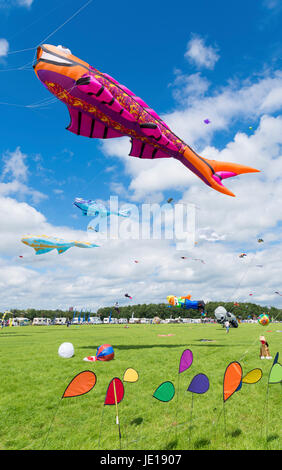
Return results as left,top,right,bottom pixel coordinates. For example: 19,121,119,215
56,45,72,55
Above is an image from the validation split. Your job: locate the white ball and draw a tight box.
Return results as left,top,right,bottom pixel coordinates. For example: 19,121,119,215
58,342,74,358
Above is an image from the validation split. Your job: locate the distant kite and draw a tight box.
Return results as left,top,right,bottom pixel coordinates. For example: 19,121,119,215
239,253,247,258
167,295,205,311
34,44,259,197
21,235,99,255
204,119,211,124
125,293,133,299
74,198,131,218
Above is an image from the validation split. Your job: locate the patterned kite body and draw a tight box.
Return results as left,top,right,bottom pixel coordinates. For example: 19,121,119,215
21,235,99,254
258,314,270,326
33,45,259,197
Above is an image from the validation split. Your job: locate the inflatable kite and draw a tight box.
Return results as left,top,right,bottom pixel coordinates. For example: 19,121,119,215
21,235,99,254
84,344,114,362
73,198,131,218
214,306,239,328
258,314,270,326
167,295,205,311
33,44,259,197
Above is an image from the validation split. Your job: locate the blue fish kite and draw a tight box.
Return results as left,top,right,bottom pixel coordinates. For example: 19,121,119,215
21,235,99,255
74,198,131,218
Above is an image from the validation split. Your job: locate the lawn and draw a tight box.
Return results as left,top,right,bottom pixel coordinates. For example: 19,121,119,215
0,323,280,450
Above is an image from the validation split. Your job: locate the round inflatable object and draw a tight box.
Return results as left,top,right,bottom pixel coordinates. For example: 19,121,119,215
258,314,270,326
95,344,114,361
58,342,74,358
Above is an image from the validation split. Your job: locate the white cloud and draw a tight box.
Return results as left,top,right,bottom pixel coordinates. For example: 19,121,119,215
1,146,28,182
16,0,34,6
0,147,47,203
184,34,220,70
0,38,9,57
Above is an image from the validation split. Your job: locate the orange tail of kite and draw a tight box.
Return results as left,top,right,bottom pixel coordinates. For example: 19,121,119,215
180,147,260,197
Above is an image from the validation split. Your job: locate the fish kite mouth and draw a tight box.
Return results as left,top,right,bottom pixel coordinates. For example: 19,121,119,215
34,45,76,69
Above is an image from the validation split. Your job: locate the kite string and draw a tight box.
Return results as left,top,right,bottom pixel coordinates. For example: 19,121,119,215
0,0,93,75
226,252,257,303
98,405,105,449
37,0,93,46
41,399,62,449
188,393,194,448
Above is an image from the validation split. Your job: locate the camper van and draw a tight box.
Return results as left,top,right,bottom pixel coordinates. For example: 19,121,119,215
89,317,102,324
54,317,67,325
32,317,51,326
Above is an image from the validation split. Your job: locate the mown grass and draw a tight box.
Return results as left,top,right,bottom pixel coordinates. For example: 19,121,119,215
0,323,281,450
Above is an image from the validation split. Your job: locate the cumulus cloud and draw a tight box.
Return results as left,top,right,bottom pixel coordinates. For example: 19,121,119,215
0,147,47,203
0,0,34,8
184,34,220,70
0,38,9,57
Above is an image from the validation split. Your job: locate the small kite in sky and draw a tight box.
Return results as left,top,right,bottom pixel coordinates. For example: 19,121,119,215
125,293,133,299
34,44,259,197
204,119,211,124
167,198,174,203
239,253,247,258
21,235,99,255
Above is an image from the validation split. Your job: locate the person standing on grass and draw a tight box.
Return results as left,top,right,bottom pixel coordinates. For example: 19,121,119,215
224,320,230,333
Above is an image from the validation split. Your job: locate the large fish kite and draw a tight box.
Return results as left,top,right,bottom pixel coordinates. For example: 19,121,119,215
33,44,259,197
21,235,99,255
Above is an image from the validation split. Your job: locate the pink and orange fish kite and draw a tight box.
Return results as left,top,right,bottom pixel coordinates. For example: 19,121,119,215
34,45,259,197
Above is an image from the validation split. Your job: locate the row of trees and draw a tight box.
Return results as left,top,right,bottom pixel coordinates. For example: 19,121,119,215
2,302,282,321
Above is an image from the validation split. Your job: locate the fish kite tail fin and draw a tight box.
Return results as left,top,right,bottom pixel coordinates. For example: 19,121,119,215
181,147,260,197
74,242,99,248
118,208,131,217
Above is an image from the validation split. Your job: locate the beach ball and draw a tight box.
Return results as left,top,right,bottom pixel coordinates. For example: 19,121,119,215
258,314,270,326
95,344,114,361
58,342,74,358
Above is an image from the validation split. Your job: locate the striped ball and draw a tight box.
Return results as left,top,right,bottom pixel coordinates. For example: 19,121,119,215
95,344,114,361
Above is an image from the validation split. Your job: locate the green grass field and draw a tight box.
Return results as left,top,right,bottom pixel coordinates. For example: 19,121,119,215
0,323,281,450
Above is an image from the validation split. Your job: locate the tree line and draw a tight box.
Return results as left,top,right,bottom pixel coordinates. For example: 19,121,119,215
2,301,281,321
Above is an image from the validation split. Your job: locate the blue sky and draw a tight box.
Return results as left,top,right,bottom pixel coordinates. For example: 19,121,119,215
1,0,282,311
